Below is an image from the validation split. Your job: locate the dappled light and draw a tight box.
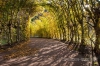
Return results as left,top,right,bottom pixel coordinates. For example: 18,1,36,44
0,38,93,66
0,41,38,60
0,0,100,66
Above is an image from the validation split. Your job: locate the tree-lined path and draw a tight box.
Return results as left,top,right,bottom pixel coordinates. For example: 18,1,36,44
1,0,100,66
0,38,94,66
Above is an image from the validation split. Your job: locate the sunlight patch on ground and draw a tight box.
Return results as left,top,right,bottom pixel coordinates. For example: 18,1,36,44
0,38,95,66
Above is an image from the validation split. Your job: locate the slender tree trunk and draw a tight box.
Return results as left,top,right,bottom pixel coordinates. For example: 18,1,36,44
62,27,66,41
94,24,100,65
81,24,85,45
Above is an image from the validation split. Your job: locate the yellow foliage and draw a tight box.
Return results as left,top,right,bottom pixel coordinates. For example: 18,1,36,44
30,10,59,38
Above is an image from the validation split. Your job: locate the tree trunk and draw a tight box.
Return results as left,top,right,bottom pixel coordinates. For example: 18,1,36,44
94,22,100,65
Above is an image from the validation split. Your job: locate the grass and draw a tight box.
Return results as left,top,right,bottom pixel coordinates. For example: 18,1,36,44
0,39,7,45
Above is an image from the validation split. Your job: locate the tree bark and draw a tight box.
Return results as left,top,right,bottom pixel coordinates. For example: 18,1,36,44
94,22,100,65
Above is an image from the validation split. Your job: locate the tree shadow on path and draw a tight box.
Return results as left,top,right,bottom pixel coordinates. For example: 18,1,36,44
0,38,96,66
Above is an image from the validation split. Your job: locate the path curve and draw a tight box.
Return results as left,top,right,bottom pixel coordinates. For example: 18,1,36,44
0,38,93,66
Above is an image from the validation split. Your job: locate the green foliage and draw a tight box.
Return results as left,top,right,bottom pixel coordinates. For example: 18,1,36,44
1,1,100,65
0,0,99,50
0,0,35,45
0,40,7,45
29,0,97,46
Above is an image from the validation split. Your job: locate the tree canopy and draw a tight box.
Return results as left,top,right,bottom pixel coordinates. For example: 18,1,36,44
0,0,100,65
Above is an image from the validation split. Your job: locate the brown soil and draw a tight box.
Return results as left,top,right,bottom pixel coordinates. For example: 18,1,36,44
0,38,98,66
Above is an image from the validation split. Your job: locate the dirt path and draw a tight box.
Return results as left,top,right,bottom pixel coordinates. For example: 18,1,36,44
0,38,94,66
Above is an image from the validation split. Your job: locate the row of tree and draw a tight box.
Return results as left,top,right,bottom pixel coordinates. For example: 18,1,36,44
30,0,100,65
0,0,34,45
0,0,100,65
